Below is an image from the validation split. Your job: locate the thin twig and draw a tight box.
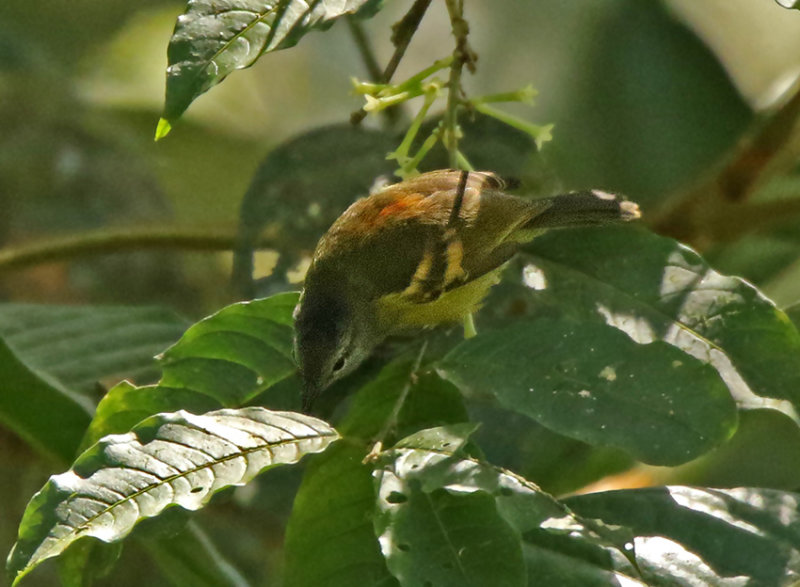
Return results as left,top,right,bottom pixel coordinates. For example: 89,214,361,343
350,0,433,125
364,340,429,462
0,226,278,274
651,78,800,247
443,0,475,168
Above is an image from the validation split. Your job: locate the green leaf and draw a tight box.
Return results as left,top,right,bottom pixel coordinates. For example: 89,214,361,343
158,293,297,405
162,0,385,124
0,339,92,463
79,293,299,452
523,227,800,412
7,407,338,585
283,442,397,587
339,357,469,441
80,381,221,451
785,301,800,328
375,425,638,586
283,358,467,587
0,304,188,395
143,521,250,587
439,317,737,466
566,486,800,584
775,0,800,9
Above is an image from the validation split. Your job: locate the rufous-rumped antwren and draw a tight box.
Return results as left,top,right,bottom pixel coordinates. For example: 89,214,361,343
294,169,641,411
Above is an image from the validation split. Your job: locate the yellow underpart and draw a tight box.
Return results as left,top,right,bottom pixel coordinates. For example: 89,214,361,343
376,265,505,331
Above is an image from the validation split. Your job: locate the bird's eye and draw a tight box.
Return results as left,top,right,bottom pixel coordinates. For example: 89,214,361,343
332,357,346,372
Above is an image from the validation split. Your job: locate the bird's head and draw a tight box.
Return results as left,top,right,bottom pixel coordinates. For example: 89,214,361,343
293,286,380,412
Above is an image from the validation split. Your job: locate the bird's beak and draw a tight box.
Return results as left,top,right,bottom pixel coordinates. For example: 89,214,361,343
301,382,321,414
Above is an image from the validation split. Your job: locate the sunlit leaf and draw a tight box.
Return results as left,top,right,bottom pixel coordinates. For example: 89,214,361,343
162,0,386,126
567,486,800,584
439,317,737,466
7,407,338,585
775,0,800,9
375,425,639,585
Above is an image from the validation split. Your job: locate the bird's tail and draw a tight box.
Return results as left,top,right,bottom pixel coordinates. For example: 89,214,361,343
525,190,640,230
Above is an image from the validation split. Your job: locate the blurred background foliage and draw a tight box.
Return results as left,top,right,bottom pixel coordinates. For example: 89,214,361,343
2,0,800,584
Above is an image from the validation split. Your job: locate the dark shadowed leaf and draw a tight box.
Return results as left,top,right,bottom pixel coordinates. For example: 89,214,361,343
0,339,92,463
283,442,397,587
143,521,250,587
566,486,800,585
7,407,337,585
0,304,188,395
80,381,221,451
523,227,800,412
161,0,385,127
439,317,737,466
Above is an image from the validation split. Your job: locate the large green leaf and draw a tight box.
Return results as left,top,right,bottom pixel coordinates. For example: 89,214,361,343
283,356,467,586
81,293,299,448
0,339,92,463
161,0,385,128
7,407,338,585
283,442,397,587
439,317,737,466
374,425,639,585
523,227,800,411
0,304,188,395
566,486,800,584
158,293,297,403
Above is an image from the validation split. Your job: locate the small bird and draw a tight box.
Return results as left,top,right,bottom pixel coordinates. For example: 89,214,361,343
294,169,640,411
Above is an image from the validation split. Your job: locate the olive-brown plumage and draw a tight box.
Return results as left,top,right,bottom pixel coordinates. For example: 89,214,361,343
294,170,640,410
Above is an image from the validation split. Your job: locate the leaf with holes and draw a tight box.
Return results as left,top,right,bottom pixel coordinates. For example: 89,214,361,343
439,316,737,466
566,486,800,584
160,0,386,131
7,407,338,585
374,425,640,586
520,227,800,412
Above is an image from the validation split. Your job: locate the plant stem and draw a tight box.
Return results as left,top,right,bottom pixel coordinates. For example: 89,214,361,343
0,226,274,274
350,0,433,125
364,340,429,462
443,0,474,169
